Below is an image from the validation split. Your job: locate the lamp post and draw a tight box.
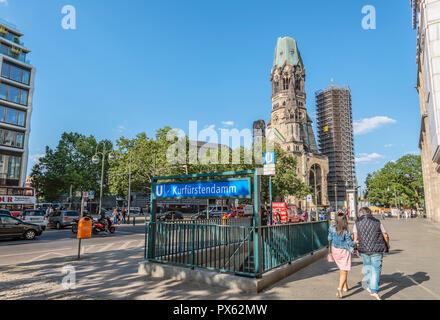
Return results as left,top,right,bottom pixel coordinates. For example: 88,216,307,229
310,165,318,221
92,141,116,219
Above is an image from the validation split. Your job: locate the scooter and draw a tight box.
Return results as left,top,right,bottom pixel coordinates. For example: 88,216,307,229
72,217,115,235
92,218,116,235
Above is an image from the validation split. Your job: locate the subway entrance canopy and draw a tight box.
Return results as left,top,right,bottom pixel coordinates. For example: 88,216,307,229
144,169,329,279
154,178,252,199
149,170,260,221
146,170,264,274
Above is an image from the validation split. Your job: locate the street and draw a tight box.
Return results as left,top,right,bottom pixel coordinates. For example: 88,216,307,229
1,217,439,300
0,221,146,267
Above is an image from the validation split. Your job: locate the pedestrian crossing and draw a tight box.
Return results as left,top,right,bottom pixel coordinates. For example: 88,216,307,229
78,239,144,255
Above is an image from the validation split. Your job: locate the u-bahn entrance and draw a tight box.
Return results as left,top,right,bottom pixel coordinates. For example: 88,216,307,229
144,170,329,278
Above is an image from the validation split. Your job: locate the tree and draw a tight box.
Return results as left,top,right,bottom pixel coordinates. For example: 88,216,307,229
30,132,112,202
109,130,309,204
260,144,310,203
365,154,424,209
108,127,186,198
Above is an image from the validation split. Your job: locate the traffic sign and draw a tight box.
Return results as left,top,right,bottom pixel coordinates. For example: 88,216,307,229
263,167,276,176
89,190,95,200
264,152,275,165
264,152,276,176
307,195,313,203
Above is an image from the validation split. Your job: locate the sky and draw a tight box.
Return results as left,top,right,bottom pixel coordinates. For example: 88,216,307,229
0,0,420,188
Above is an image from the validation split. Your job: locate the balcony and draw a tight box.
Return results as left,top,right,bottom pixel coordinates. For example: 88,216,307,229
0,44,31,65
0,31,25,47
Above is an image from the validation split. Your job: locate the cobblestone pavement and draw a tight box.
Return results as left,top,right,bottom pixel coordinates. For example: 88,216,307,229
1,217,439,300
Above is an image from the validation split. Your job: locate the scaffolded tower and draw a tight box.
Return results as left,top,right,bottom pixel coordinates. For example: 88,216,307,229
315,84,356,208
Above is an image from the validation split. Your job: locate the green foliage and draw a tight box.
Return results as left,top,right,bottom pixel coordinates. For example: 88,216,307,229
31,128,310,204
108,130,309,203
365,154,424,209
108,127,182,197
30,132,112,202
260,144,310,202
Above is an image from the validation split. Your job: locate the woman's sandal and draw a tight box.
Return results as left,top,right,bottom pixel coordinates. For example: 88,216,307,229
337,288,343,299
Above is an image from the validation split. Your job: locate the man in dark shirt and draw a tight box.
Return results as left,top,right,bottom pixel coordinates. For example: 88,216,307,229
353,207,390,300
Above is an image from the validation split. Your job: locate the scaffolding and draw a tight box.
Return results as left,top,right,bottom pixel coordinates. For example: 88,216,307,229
315,85,356,206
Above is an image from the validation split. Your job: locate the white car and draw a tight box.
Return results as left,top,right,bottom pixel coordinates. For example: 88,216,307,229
21,209,48,230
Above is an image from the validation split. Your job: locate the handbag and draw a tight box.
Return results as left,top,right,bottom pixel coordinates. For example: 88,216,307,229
327,241,335,262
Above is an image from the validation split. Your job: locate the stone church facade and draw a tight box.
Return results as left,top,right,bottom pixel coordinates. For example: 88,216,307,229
267,37,329,209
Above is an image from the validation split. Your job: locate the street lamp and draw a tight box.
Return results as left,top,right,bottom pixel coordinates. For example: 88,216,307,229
310,165,318,221
92,141,116,218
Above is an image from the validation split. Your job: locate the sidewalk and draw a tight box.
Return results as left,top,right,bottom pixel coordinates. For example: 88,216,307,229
1,218,439,300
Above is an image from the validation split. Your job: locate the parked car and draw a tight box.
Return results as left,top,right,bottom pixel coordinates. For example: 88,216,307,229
158,211,184,221
47,211,81,229
0,215,43,240
192,212,207,220
223,209,245,219
20,209,47,230
0,209,12,217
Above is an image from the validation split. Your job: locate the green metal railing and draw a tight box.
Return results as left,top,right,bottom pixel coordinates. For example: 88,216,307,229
146,221,255,277
261,221,329,273
145,220,329,278
175,217,253,227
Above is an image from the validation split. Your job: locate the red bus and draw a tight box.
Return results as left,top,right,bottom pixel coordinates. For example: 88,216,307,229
0,186,36,217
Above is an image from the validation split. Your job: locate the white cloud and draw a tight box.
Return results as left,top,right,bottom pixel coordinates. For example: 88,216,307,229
221,121,234,127
29,154,44,163
355,153,385,164
384,144,393,148
406,150,420,155
0,0,8,5
204,124,216,130
353,116,397,135
117,125,126,133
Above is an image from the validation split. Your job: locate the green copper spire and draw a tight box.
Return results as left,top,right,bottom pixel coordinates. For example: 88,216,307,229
272,36,303,71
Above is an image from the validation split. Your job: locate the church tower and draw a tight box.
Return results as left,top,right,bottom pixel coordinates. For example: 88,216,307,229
267,37,329,209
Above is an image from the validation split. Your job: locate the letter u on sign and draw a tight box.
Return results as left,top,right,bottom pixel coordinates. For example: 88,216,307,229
264,152,275,165
155,185,163,197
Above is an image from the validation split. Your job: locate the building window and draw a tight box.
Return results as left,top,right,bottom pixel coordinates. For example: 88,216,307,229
1,62,30,85
0,152,21,184
0,83,28,105
0,128,24,149
0,43,27,63
283,78,289,90
0,105,26,126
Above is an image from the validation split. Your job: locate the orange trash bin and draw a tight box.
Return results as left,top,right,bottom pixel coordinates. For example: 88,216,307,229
77,217,93,239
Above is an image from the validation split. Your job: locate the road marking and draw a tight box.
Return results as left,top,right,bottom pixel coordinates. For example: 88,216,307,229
115,231,137,235
397,269,440,299
0,247,73,258
118,240,137,250
95,243,114,253
24,251,67,264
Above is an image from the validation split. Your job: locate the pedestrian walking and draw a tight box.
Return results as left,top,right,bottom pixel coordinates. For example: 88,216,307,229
262,208,269,226
353,207,390,300
117,210,122,225
112,208,118,225
328,212,357,299
45,207,51,219
122,207,127,224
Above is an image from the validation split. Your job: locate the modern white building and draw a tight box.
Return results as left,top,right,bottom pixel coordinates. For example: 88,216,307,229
412,0,440,222
0,19,35,186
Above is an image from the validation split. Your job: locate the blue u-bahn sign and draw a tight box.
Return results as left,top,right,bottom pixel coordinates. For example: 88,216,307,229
154,178,251,199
